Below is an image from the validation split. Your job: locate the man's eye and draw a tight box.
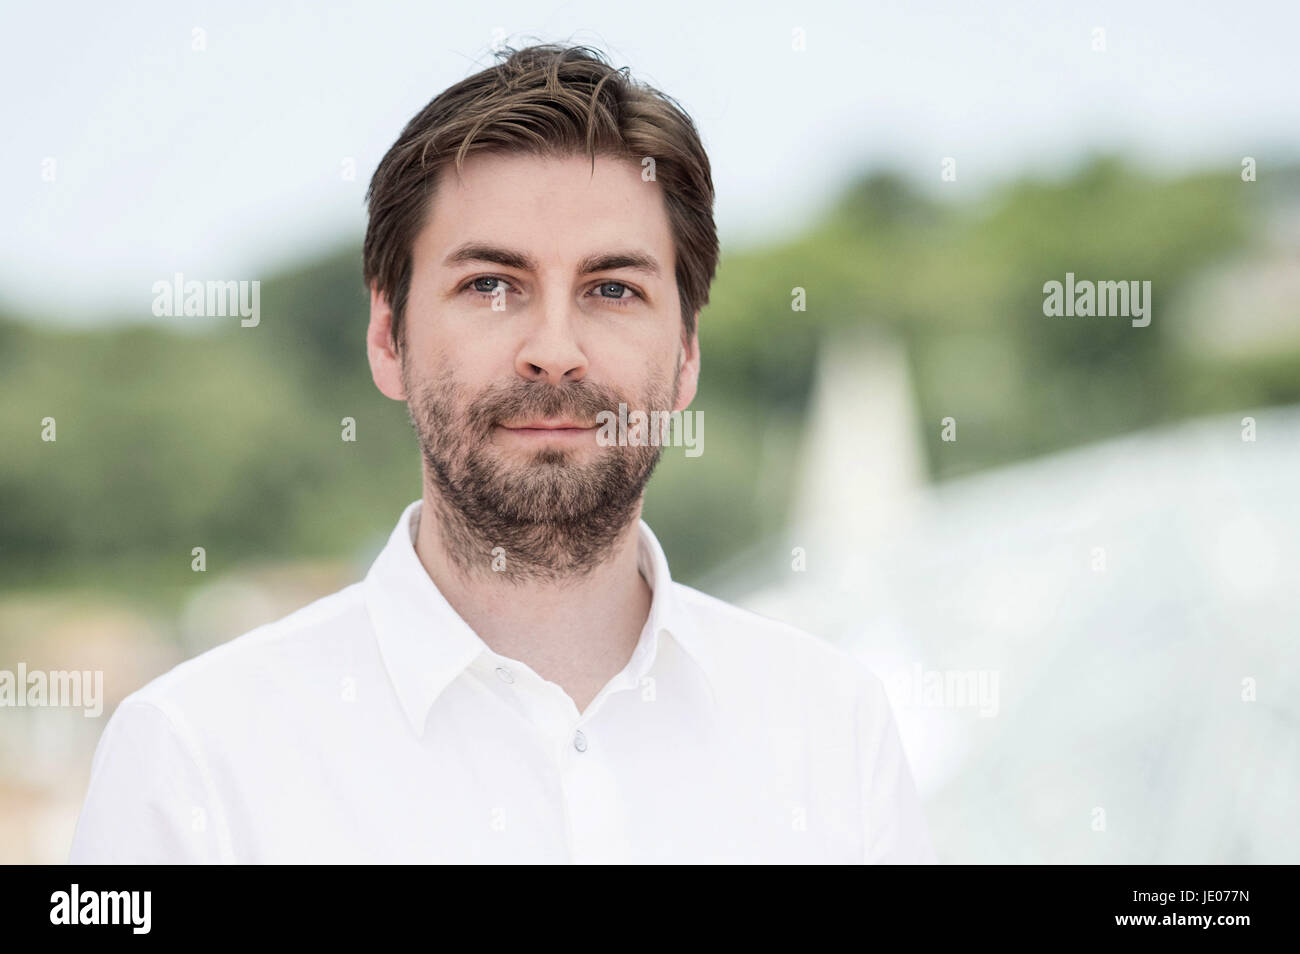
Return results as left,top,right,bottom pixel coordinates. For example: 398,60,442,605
467,276,512,295
462,277,640,305
592,282,640,304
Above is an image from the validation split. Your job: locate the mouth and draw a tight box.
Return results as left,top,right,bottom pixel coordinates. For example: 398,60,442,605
495,420,597,441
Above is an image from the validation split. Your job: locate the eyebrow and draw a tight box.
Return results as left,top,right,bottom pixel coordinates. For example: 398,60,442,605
443,243,662,278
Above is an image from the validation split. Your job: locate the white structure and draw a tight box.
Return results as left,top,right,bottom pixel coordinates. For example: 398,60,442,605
728,333,1300,863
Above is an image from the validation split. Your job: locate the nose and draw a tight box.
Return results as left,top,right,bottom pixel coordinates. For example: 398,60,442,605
514,306,588,384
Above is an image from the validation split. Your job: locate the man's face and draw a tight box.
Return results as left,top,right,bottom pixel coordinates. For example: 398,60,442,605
370,150,699,566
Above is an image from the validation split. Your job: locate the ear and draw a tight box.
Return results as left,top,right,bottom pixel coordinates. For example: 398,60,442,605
367,282,407,401
672,314,701,412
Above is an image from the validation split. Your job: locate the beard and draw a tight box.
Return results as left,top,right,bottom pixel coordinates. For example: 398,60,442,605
403,357,677,582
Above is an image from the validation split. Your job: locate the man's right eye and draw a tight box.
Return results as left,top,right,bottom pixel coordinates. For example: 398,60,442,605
464,276,515,296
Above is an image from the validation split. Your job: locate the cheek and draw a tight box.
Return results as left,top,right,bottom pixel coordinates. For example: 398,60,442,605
403,308,499,381
404,274,477,351
589,318,678,372
613,355,679,410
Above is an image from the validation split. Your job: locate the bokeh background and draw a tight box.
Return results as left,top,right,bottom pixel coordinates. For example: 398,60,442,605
2,0,1298,863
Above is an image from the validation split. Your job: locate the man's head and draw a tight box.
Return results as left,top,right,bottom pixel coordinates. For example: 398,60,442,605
363,44,718,579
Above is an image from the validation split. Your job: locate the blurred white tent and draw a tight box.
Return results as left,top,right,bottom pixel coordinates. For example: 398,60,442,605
715,331,1300,863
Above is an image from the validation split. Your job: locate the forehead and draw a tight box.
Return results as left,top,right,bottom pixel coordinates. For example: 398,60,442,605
415,151,674,267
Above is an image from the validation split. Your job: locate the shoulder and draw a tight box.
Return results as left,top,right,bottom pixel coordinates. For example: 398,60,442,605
670,582,885,701
120,581,369,732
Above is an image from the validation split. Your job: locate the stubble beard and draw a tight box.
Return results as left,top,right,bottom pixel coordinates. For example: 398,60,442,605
403,356,676,583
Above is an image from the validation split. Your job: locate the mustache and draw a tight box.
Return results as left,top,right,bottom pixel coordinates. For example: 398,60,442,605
463,379,629,434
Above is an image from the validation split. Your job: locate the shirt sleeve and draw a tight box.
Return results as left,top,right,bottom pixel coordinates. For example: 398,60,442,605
68,698,232,864
857,670,938,864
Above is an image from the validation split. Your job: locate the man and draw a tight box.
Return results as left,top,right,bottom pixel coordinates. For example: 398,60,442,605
69,43,936,864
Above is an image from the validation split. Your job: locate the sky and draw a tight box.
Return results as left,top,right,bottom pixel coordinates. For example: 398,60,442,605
3,0,1297,323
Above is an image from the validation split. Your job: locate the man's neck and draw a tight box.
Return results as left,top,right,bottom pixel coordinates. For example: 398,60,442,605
411,489,653,715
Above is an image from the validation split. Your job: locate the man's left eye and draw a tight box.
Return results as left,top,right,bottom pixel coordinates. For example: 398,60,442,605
594,282,636,301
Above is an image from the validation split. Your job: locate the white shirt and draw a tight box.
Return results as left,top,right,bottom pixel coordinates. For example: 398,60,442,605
69,500,937,864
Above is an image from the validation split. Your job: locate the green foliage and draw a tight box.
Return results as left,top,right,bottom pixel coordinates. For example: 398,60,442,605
2,157,1295,594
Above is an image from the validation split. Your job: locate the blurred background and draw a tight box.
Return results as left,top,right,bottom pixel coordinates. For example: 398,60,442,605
1,0,1297,863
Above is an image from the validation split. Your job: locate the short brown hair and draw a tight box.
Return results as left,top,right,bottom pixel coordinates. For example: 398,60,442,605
363,43,719,350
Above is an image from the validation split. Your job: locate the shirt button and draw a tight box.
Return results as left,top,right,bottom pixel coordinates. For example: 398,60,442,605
573,729,588,753
495,666,514,684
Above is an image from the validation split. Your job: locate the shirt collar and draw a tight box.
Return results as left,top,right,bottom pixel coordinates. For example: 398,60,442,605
365,499,715,738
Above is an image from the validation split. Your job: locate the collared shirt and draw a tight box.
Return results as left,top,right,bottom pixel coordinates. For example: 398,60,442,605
68,500,937,864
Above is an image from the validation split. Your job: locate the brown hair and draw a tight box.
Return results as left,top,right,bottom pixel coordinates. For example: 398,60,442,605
363,43,718,351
